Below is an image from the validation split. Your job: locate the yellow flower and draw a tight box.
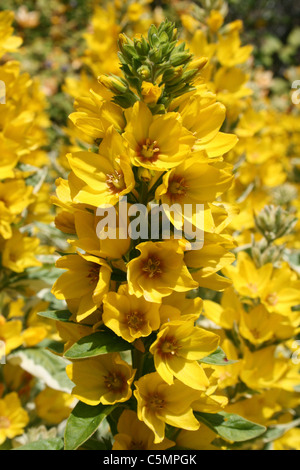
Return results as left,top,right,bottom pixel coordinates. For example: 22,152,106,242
222,251,273,299
2,230,42,273
35,388,75,425
149,319,219,389
184,233,236,291
0,11,22,58
51,253,112,322
66,353,135,406
239,304,279,346
113,409,175,450
72,208,130,261
69,90,125,144
273,428,300,450
127,3,144,22
134,372,200,443
127,240,198,303
240,347,288,390
203,287,242,330
67,126,135,207
260,263,300,316
170,88,229,147
217,30,253,67
155,155,233,231
56,321,93,354
176,424,219,450
141,82,162,104
103,287,160,342
206,10,224,33
225,389,281,427
211,339,241,389
0,180,33,239
123,101,195,170
0,316,23,355
0,392,29,445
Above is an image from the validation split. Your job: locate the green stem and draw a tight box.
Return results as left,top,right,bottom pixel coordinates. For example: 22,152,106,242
132,347,145,380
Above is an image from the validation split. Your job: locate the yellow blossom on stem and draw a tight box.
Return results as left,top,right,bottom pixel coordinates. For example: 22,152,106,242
149,319,219,389
134,372,201,443
66,353,135,406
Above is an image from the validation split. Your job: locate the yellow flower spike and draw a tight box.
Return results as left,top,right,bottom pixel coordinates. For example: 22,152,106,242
66,353,136,406
149,319,220,389
127,240,198,303
134,372,201,444
0,392,29,445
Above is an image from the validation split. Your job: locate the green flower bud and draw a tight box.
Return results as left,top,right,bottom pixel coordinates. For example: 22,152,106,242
254,205,298,243
170,51,193,67
137,65,151,79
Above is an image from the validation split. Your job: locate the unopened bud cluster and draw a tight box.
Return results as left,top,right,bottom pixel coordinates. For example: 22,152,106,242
99,20,207,113
254,205,298,244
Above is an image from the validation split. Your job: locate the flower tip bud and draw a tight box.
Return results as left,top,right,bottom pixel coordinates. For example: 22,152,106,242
188,57,208,71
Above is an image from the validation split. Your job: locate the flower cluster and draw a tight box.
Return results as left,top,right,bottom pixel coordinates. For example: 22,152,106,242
1,0,300,452
50,18,242,448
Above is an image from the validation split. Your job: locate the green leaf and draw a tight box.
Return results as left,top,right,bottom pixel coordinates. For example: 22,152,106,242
64,401,117,450
288,27,300,47
45,340,65,355
64,331,132,360
195,411,266,443
37,309,73,322
8,348,73,393
14,438,64,450
199,347,239,366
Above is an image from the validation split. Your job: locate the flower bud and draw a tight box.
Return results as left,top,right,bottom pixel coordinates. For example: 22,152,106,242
141,82,162,104
98,75,128,94
137,65,151,79
170,51,193,67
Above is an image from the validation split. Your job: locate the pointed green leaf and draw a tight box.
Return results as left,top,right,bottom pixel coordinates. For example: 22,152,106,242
64,401,117,450
195,411,266,443
37,309,73,322
14,438,64,450
199,347,239,366
64,331,132,360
